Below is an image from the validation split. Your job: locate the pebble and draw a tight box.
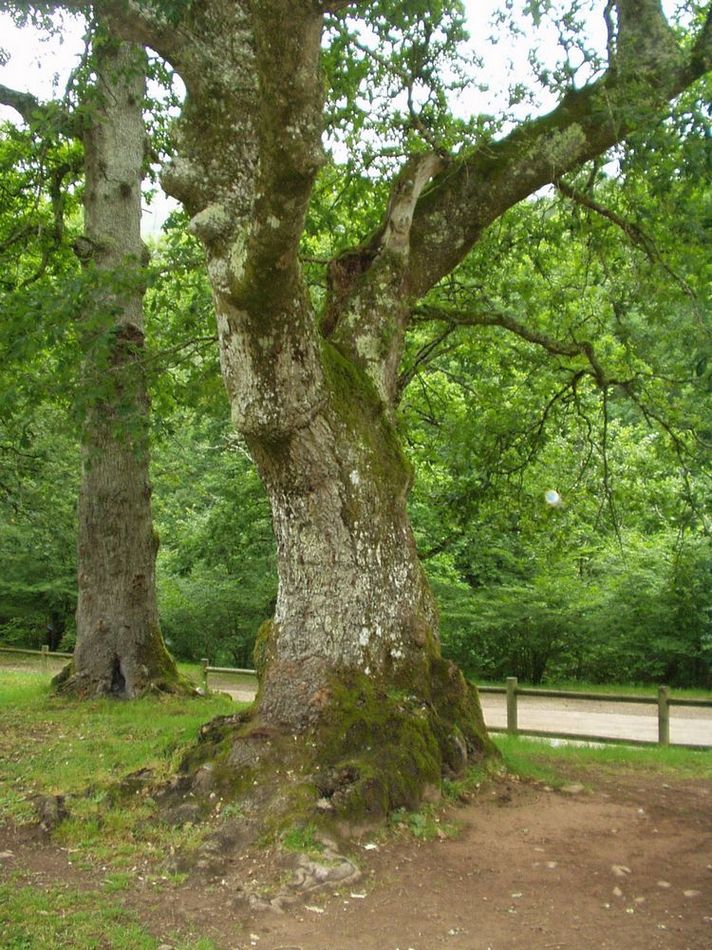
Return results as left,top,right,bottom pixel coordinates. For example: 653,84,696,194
612,887,623,898
561,783,585,795
611,865,632,877
0,851,14,860
657,881,672,889
683,890,701,898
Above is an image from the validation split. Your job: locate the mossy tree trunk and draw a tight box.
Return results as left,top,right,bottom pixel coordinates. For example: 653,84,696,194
95,0,711,808
57,36,181,697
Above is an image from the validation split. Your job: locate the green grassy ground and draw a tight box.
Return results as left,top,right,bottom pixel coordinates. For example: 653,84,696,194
0,670,236,864
0,877,219,950
1,666,710,948
0,670,244,947
494,733,712,784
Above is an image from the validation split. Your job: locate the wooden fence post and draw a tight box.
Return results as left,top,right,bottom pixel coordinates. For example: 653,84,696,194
201,658,210,695
658,685,670,746
41,644,49,674
506,676,519,735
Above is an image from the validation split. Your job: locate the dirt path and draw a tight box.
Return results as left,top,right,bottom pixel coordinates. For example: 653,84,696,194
2,769,711,949
230,772,712,950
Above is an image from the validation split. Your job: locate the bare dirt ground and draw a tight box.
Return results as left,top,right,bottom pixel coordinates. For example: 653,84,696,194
2,766,711,949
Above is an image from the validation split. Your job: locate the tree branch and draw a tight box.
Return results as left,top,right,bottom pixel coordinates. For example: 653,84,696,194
326,152,448,403
0,82,77,137
82,1,186,65
403,1,711,299
555,178,707,331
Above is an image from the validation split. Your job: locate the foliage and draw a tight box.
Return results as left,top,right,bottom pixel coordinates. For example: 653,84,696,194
0,406,78,647
0,2,710,688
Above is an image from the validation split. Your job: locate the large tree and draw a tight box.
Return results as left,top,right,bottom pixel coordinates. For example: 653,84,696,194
23,0,712,817
0,20,184,695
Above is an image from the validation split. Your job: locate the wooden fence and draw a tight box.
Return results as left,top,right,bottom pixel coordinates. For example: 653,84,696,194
2,646,710,749
198,663,712,750
480,676,712,749
0,644,72,673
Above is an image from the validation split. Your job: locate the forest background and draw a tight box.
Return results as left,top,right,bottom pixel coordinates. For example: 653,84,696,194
0,0,710,690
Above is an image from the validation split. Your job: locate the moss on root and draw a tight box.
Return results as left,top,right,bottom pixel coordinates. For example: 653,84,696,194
311,658,498,823
150,652,498,847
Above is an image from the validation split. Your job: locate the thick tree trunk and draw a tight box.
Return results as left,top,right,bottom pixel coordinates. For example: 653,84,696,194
250,342,440,725
56,38,181,697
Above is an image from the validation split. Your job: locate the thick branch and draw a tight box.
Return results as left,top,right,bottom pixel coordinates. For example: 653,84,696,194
325,152,447,405
0,82,77,137
86,1,185,64
404,1,711,299
0,83,41,123
381,153,447,256
235,0,325,311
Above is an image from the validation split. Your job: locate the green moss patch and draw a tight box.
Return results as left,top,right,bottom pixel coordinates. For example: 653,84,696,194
311,662,498,823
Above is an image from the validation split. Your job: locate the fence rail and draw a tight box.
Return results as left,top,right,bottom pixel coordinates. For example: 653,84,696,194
0,644,72,673
2,647,710,749
482,676,712,748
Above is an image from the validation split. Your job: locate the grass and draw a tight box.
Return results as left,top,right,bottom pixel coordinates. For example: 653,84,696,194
389,804,460,841
0,876,219,950
0,667,240,869
280,822,324,854
494,734,712,783
0,669,235,817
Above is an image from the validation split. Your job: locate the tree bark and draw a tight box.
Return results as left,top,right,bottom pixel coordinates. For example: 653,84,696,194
250,340,438,722
90,0,712,817
56,36,181,697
